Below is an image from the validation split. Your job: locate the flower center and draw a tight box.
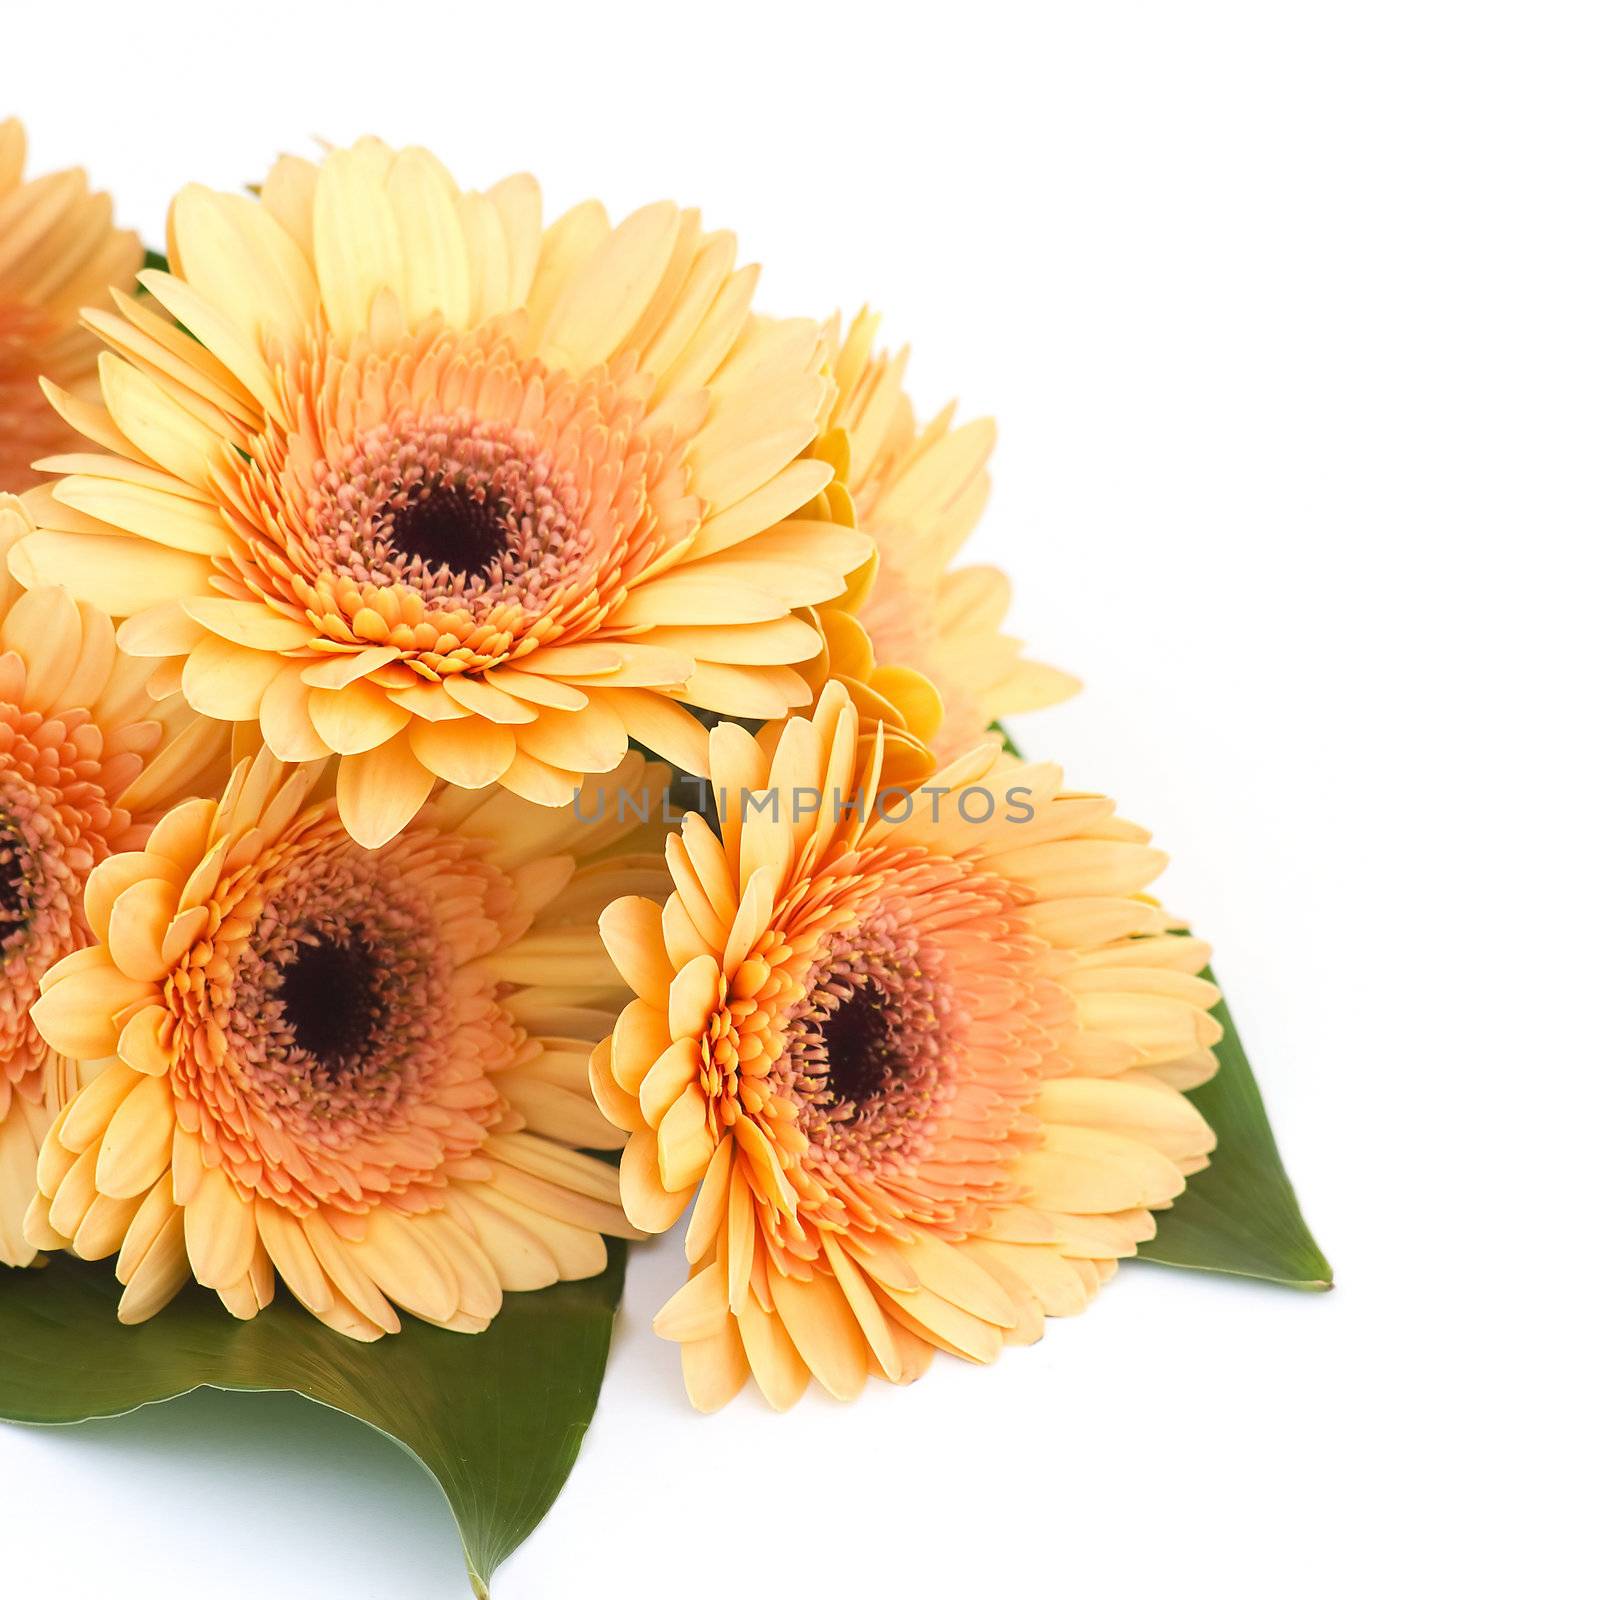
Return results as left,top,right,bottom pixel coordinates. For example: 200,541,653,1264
219,834,451,1143
0,811,33,948
275,932,388,1075
387,483,509,581
777,911,959,1175
728,856,1056,1250
178,816,524,1214
818,981,899,1116
309,413,593,617
0,741,121,1100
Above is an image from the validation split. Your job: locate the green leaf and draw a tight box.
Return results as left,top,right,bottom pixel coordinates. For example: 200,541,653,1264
989,720,1024,759
141,248,168,275
0,1243,627,1596
1137,971,1332,1289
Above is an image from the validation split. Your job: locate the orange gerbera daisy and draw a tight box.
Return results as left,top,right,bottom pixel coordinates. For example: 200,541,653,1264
818,310,1079,764
773,429,945,787
0,118,141,492
10,138,871,846
592,681,1220,1409
26,746,665,1335
0,494,226,1266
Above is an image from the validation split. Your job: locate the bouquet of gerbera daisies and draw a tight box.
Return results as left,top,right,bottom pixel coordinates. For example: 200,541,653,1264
0,123,1327,1593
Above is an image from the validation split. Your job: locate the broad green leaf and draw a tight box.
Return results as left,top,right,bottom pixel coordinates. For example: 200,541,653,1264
0,1243,627,1596
1137,971,1332,1289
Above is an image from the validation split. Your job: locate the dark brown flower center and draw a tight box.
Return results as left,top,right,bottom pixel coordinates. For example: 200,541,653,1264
780,913,962,1176
819,981,899,1116
276,933,388,1074
388,483,509,581
0,812,34,947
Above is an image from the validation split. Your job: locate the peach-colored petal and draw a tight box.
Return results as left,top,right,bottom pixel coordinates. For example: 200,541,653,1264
0,121,141,493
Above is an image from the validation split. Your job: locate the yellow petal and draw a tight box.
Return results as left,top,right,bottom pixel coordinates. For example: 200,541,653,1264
314,145,404,343
98,354,224,486
0,586,81,689
653,1266,731,1343
308,679,410,755
667,953,721,1043
345,1209,459,1325
30,955,156,1059
680,1315,749,1413
604,689,711,776
255,1203,334,1317
448,1190,560,1292
618,1130,693,1233
57,1060,142,1149
170,183,318,352
819,1233,904,1384
656,1086,715,1193
1036,1076,1216,1163
106,876,179,982
184,595,317,651
735,1296,810,1411
1017,1128,1186,1213
9,529,212,616
514,698,628,774
117,1211,189,1324
95,1073,177,1199
409,715,517,788
260,663,334,760
541,201,680,370
386,147,471,328
639,1037,701,1127
52,476,230,556
597,897,674,1000
180,633,282,721
768,1267,869,1402
610,998,673,1095
183,1171,257,1292
587,1037,647,1133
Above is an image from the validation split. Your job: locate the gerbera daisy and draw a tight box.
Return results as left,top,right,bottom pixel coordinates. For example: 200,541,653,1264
0,494,226,1266
816,309,1080,765
8,138,872,847
592,681,1221,1409
25,745,665,1335
777,430,945,786
0,118,142,492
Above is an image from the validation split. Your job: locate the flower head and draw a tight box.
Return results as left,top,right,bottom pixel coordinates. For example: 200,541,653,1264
814,310,1080,765
28,745,665,1335
0,118,142,491
594,681,1220,1408
11,139,871,846
0,494,225,1265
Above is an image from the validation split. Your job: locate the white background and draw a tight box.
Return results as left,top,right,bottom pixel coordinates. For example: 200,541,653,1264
3,3,1595,1596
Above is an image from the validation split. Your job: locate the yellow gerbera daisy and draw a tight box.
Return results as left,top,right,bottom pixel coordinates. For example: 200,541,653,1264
775,429,945,786
0,118,142,492
10,138,871,846
592,681,1220,1409
0,494,226,1266
819,309,1080,764
26,745,665,1336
